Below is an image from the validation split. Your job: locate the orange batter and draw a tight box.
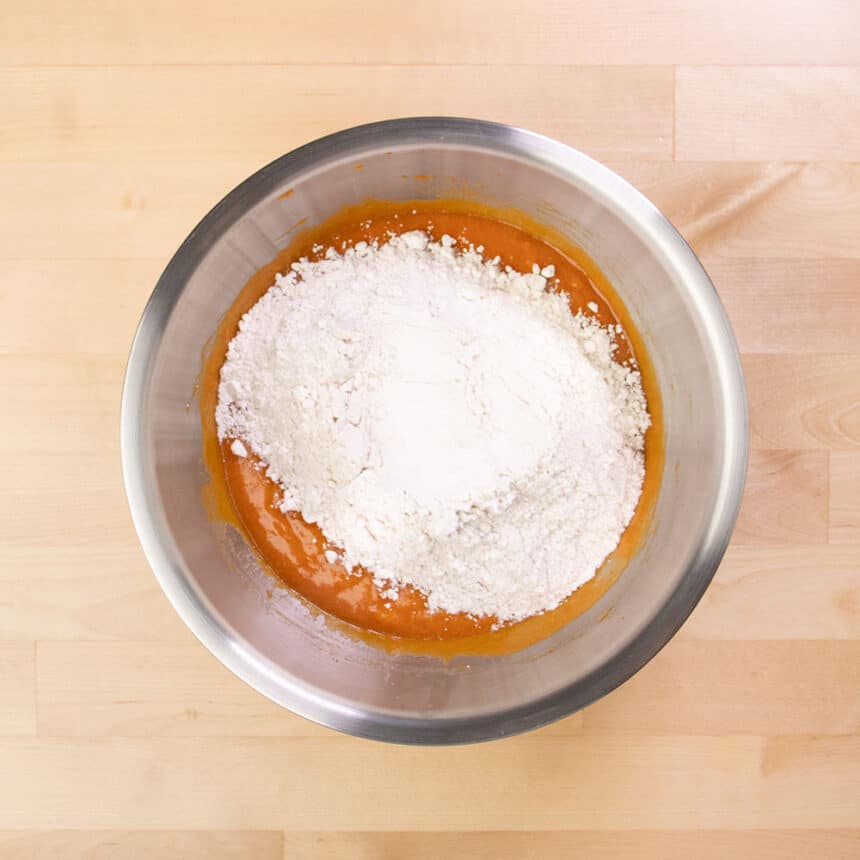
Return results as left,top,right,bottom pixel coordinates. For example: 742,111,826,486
200,199,663,653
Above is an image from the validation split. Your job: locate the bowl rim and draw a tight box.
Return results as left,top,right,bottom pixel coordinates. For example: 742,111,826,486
121,116,749,744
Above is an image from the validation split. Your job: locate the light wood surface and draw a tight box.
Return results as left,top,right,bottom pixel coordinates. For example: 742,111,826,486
1,2,859,857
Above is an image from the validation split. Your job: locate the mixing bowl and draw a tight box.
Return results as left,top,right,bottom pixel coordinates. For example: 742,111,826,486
121,117,747,744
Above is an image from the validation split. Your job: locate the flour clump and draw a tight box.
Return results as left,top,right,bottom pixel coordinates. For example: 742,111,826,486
216,231,649,623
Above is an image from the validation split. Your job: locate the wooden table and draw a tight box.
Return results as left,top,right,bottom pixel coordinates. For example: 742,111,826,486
2,2,859,857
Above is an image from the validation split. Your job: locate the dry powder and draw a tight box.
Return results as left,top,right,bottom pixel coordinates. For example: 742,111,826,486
216,231,649,623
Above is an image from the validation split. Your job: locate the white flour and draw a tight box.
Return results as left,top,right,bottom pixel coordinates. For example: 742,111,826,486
216,231,649,623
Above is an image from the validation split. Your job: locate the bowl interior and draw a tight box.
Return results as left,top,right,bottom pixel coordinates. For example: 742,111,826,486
123,119,746,743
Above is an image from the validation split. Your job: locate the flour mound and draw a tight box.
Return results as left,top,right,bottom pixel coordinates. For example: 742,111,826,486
216,231,650,623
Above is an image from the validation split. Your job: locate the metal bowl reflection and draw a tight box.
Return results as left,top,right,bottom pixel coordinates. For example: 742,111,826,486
121,118,747,744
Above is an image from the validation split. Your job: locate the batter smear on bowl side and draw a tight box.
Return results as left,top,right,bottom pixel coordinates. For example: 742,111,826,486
209,202,656,641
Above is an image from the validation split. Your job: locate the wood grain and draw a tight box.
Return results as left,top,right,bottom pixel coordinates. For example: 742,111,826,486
283,830,860,860
5,161,860,261
0,260,160,355
0,642,35,736
0,356,123,454
0,564,189,643
612,161,860,258
4,831,857,860
682,545,860,640
0,454,186,643
2,735,858,830
703,258,860,354
4,1,858,66
1,65,673,164
734,449,829,545
34,640,583,739
676,67,860,161
1,1,858,855
0,162,255,260
831,453,860,543
35,642,334,738
0,831,283,860
581,639,860,734
745,355,860,450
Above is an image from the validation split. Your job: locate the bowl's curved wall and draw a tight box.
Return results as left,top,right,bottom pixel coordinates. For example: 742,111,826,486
122,118,747,744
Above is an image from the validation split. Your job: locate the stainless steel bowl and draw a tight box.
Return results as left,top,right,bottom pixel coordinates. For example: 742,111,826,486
121,118,747,744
